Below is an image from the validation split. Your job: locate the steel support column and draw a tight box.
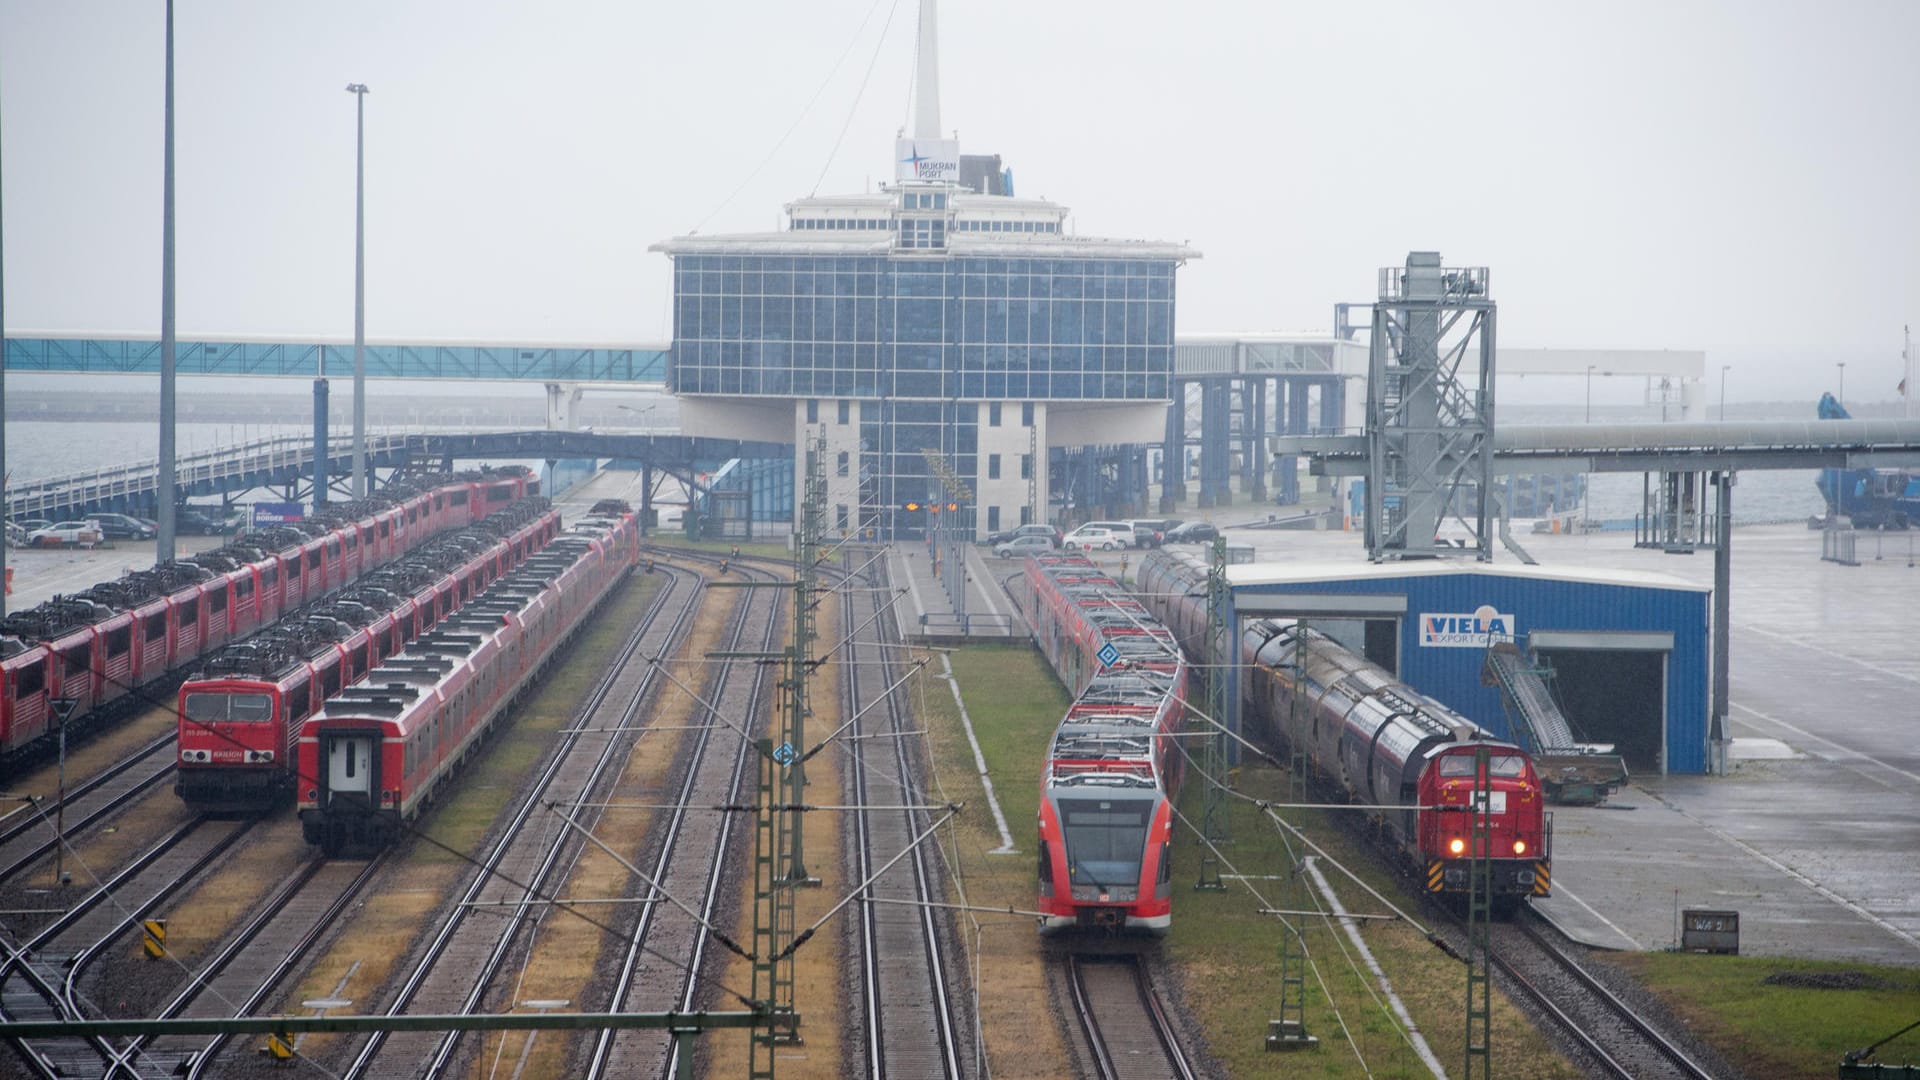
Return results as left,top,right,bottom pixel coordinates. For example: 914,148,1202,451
1199,380,1231,507
640,464,653,536
1245,377,1268,501
1160,393,1184,512
1711,472,1733,774
312,373,330,507
1282,376,1310,505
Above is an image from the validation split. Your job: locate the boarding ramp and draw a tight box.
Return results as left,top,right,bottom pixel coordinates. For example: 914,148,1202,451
1481,640,1628,805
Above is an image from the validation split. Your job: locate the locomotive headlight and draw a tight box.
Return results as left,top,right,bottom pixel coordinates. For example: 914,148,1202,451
1513,840,1527,855
1448,838,1466,856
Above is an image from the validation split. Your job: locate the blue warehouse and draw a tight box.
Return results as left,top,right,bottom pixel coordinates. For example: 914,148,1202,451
1229,561,1711,775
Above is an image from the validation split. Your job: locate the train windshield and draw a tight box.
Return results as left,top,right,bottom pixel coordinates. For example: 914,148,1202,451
1436,753,1526,778
1058,797,1152,890
183,692,274,723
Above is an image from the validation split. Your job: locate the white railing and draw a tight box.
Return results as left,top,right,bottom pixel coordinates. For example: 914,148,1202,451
6,432,414,520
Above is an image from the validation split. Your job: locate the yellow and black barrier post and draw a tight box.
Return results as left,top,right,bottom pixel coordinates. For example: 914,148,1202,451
141,918,167,960
263,1026,296,1062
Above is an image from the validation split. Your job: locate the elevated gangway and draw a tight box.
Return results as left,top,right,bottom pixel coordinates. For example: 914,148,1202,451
6,433,414,521
1481,640,1628,805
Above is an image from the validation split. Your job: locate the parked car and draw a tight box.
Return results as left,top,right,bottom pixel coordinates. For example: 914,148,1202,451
174,506,237,535
3,522,25,548
28,520,105,548
993,534,1057,558
91,512,157,540
1061,524,1128,551
1166,520,1221,544
985,522,1061,546
1128,518,1180,548
16,519,52,536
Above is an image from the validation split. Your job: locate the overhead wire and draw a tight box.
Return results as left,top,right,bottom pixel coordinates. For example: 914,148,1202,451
811,0,908,197
685,0,895,235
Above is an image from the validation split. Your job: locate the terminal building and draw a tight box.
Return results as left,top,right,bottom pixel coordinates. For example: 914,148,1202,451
652,1,1193,540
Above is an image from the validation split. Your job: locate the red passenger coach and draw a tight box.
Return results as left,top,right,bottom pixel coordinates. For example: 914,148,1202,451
176,499,560,813
1014,551,1191,934
298,506,635,854
0,467,538,774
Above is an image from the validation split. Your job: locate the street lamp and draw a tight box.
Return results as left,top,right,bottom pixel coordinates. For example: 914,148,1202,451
616,403,657,433
1585,364,1596,423
1836,361,1846,406
1720,364,1731,420
346,82,370,498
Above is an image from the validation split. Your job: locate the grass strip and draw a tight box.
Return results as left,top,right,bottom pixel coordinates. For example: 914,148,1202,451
1605,950,1920,1077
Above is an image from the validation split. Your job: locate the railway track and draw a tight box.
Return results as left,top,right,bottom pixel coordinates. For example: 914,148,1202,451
585,553,781,1078
0,730,178,888
0,817,249,1079
106,855,388,1078
842,552,971,1079
1487,913,1716,1079
1064,953,1196,1080
336,562,695,1079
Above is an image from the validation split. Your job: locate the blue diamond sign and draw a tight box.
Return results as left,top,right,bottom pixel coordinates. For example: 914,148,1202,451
772,742,797,767
1096,643,1121,668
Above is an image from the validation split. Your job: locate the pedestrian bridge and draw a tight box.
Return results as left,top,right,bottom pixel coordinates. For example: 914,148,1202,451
6,428,790,522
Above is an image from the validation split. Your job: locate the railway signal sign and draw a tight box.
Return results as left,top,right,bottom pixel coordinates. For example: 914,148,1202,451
772,742,797,768
1096,643,1121,668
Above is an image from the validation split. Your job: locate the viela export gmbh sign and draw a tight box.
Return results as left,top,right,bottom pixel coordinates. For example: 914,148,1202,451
1418,606,1515,648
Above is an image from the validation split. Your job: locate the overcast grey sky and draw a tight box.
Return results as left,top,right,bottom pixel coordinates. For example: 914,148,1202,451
1,0,1915,404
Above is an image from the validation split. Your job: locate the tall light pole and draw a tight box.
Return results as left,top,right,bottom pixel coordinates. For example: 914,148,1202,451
158,0,178,562
1585,364,1596,423
1720,364,1731,420
346,83,369,498
1836,361,1845,407
1,29,9,615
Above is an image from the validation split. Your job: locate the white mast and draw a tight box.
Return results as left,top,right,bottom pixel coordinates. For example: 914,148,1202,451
913,0,942,140
1905,324,1915,419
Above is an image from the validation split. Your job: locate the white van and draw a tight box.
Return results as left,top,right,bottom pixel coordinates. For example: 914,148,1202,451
1080,520,1140,547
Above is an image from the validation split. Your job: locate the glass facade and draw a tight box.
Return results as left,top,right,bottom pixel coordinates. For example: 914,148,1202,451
862,401,978,539
669,253,1176,401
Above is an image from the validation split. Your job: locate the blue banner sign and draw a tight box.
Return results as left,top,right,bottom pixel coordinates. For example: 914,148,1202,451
253,502,305,526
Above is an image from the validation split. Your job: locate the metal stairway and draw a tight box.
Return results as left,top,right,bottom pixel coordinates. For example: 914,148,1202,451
1481,641,1628,805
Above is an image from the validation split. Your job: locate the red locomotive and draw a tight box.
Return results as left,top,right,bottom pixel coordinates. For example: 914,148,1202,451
0,468,538,774
175,499,561,812
298,504,638,855
1136,548,1551,908
1015,551,1188,933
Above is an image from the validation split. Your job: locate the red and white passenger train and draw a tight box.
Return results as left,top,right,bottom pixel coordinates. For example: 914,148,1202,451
1137,548,1551,907
298,502,639,855
1016,551,1188,933
174,498,562,812
0,468,538,775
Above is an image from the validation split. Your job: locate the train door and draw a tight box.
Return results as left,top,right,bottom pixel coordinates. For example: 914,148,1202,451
325,732,377,809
